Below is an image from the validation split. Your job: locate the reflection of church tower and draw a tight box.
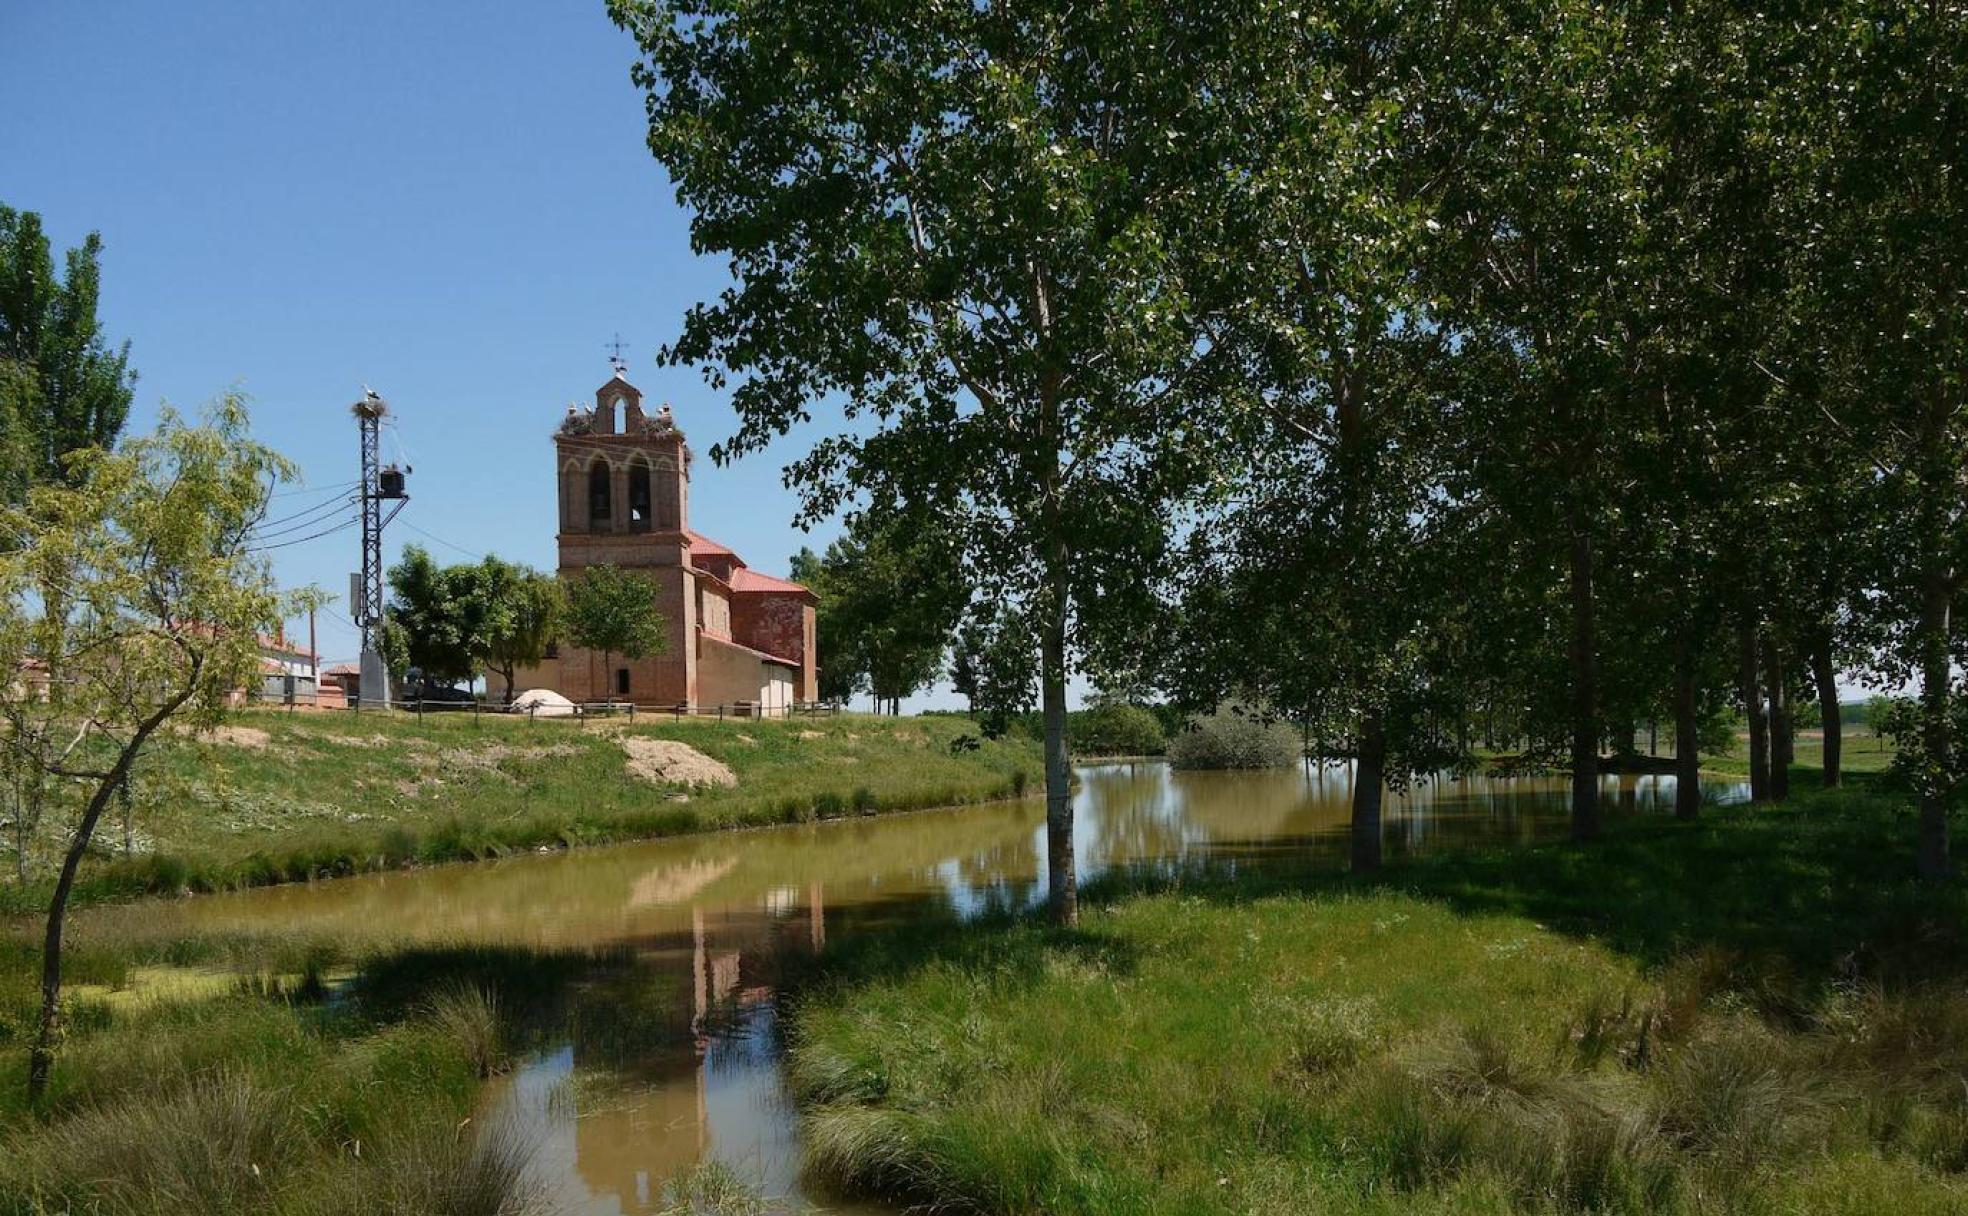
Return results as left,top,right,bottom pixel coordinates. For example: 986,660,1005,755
551,368,700,703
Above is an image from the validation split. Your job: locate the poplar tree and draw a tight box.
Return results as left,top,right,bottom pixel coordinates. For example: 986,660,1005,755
614,0,1239,923
1173,0,1483,872
0,206,135,499
1788,1,1967,879
1436,1,1661,841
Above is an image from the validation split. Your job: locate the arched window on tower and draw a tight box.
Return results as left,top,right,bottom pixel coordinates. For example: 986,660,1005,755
628,459,652,532
588,459,612,526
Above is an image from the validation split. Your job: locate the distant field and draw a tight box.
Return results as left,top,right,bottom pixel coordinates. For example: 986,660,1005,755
1704,731,1899,779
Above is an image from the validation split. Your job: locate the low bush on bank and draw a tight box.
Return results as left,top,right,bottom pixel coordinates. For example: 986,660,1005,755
786,788,1968,1215
1167,703,1301,769
0,710,1042,914
1068,703,1167,756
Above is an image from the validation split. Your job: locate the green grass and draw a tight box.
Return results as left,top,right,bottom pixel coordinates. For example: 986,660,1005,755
1,709,1040,914
785,783,1968,1215
1702,733,1901,779
0,929,657,1215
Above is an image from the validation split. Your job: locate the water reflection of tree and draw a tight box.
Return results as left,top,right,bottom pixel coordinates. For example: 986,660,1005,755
1078,763,1197,870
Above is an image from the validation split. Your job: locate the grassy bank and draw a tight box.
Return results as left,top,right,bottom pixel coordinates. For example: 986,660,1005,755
1703,735,1899,780
1,710,1040,914
786,783,1967,1215
0,930,660,1214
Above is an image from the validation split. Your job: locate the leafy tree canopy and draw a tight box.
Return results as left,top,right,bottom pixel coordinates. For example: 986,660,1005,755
0,205,136,501
563,564,667,678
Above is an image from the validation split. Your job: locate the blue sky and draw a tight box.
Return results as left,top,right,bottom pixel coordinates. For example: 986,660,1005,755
2,1,973,705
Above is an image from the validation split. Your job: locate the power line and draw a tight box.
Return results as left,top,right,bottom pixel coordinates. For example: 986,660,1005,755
248,517,361,553
264,478,358,500
253,494,357,539
399,520,485,561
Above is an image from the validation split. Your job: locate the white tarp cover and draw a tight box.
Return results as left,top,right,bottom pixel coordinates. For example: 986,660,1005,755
510,688,577,717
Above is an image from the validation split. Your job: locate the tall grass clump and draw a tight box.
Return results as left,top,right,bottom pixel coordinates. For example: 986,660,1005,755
0,934,592,1216
655,1160,797,1215
284,1117,542,1216
2,1071,299,1214
1167,702,1300,769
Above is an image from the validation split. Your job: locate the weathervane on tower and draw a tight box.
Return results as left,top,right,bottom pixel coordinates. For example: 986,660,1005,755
605,333,629,375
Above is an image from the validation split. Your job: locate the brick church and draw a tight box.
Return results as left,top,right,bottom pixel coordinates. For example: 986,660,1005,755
489,367,817,710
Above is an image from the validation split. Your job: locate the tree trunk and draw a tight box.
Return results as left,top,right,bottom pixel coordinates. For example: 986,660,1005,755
1765,642,1791,802
31,702,184,1103
11,782,25,883
1673,637,1701,820
1040,593,1076,926
1352,712,1385,873
1811,639,1841,788
1738,621,1768,801
1569,529,1600,841
119,775,133,857
1916,557,1954,882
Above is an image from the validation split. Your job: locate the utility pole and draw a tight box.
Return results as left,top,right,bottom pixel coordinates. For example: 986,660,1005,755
351,388,409,709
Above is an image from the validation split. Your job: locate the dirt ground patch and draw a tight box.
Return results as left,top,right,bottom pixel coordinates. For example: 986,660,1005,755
318,733,436,751
206,725,271,749
621,738,738,788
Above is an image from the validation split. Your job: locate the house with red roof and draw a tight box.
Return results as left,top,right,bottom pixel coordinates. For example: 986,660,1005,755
485,368,818,711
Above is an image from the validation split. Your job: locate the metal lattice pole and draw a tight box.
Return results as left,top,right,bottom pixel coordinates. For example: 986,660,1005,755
355,397,384,651
350,389,405,708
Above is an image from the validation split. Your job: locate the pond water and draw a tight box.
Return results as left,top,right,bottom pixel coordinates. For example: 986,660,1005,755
85,762,1742,1214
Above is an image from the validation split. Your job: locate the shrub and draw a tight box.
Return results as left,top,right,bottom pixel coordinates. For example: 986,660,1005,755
1069,704,1166,756
1167,704,1300,770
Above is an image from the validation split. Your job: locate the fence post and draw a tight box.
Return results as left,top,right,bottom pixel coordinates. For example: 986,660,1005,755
629,702,636,724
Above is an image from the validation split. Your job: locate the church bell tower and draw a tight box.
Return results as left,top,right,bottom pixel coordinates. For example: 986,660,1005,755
549,361,698,704
555,366,691,554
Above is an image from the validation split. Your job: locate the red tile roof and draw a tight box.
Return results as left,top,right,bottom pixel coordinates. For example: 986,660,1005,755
729,567,811,595
689,530,811,596
257,634,317,660
685,530,738,559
